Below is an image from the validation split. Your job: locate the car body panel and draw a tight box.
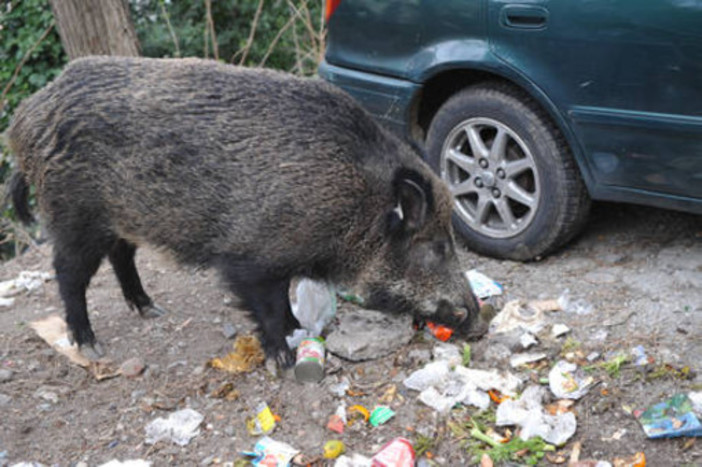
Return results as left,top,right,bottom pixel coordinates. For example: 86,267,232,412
322,0,702,214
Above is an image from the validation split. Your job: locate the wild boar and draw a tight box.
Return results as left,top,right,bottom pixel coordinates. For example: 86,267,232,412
6,56,483,366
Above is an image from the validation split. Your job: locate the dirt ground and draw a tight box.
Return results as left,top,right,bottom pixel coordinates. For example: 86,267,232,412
0,202,700,466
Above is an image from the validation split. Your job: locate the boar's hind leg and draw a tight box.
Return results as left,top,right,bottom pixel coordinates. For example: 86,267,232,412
108,239,167,318
53,235,114,360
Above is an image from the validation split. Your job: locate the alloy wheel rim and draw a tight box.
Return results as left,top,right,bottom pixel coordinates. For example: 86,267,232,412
440,117,541,239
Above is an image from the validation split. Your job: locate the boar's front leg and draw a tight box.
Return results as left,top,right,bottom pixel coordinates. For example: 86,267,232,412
224,271,301,368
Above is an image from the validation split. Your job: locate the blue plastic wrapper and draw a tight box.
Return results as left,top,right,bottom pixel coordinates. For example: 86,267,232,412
637,393,702,438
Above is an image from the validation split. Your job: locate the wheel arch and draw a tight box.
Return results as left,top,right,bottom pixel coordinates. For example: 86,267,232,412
409,66,595,193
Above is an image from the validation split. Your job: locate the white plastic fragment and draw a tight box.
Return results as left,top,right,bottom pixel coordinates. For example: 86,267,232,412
286,279,336,349
0,297,15,307
510,352,547,368
490,300,546,335
496,385,577,446
549,360,594,400
454,366,522,396
98,461,151,467
520,332,539,349
432,342,463,366
465,269,503,298
0,271,52,297
690,391,702,415
145,408,204,446
334,453,372,467
403,360,450,391
246,436,300,467
557,289,593,315
551,324,571,338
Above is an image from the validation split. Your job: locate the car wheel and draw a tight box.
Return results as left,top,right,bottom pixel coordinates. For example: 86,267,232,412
425,83,591,261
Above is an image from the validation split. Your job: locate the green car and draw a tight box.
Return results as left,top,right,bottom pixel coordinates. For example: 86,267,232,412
319,0,702,261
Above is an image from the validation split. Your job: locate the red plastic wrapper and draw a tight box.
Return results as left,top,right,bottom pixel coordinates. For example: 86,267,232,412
371,437,415,467
426,321,454,341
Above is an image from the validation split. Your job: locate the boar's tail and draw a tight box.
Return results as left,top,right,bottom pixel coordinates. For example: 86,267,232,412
6,171,34,225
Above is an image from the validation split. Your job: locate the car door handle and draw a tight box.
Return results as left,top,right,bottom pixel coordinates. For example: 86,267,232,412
500,5,548,30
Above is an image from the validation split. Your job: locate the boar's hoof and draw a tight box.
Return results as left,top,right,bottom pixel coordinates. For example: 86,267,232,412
139,303,168,319
80,341,105,361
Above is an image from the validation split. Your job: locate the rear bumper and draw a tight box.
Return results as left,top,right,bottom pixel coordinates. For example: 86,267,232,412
319,60,420,138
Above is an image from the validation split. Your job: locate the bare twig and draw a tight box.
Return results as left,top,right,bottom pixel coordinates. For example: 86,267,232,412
159,0,180,58
0,22,55,112
204,0,219,61
257,13,296,68
235,0,265,65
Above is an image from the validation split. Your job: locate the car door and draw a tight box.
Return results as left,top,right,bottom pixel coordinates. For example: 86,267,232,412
488,0,702,202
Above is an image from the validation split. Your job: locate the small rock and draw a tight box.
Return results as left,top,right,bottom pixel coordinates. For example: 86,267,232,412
0,369,13,383
221,323,237,339
0,393,11,405
326,309,415,361
34,388,58,404
120,357,145,378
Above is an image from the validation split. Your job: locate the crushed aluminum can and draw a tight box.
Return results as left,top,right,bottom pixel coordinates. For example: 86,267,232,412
371,437,415,467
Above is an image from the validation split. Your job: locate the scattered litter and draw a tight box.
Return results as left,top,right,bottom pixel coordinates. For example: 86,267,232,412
369,406,395,426
208,334,264,374
371,437,415,467
0,297,14,307
210,382,240,401
333,453,372,467
549,360,594,400
347,405,370,425
326,308,415,361
490,300,546,335
601,428,627,442
510,352,547,368
144,408,203,446
29,314,119,381
0,271,52,298
221,322,237,339
404,355,521,413
246,402,277,436
551,324,570,338
286,279,336,349
631,345,651,367
425,321,453,341
454,367,522,396
558,289,593,315
465,270,503,299
587,352,601,362
328,378,350,397
637,393,702,438
520,332,539,349
323,440,346,459
242,436,299,467
496,385,577,445
327,403,347,434
690,391,702,414
98,461,151,467
433,343,463,366
612,452,645,467
295,337,325,383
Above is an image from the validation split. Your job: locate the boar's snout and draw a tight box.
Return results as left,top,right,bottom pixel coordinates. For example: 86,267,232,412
435,288,489,340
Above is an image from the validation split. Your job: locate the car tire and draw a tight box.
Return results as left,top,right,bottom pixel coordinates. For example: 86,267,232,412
425,83,591,261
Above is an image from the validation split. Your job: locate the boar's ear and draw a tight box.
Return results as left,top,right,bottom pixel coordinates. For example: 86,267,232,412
391,168,434,234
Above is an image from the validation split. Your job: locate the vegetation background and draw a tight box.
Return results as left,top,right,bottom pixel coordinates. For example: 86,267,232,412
0,0,324,259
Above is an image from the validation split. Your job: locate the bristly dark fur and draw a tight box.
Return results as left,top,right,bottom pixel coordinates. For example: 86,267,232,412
6,56,482,367
7,171,34,225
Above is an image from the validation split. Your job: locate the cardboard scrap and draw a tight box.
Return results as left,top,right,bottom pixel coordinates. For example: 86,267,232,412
29,314,119,381
208,334,265,373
